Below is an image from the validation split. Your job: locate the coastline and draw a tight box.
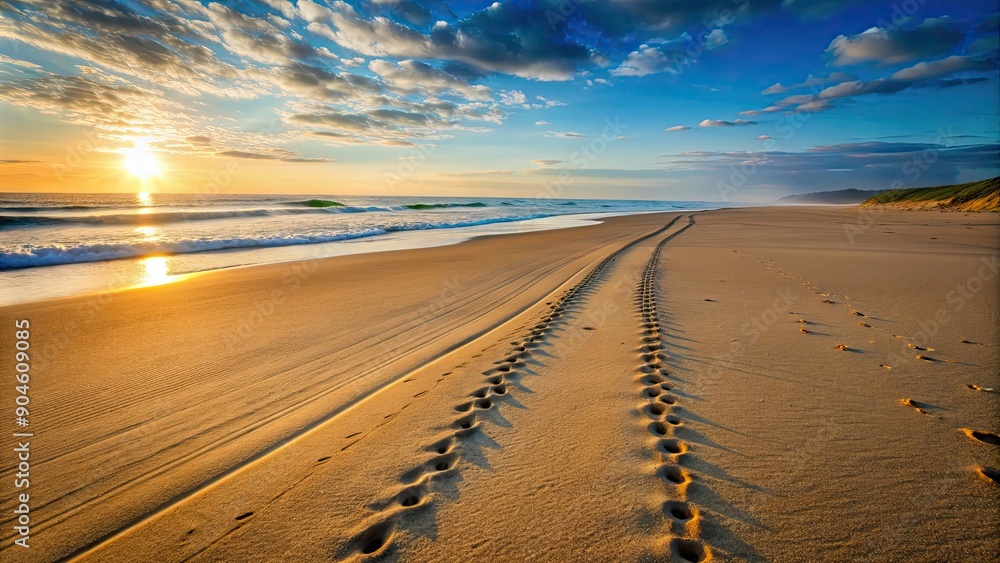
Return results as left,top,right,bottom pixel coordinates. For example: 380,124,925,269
0,208,714,307
1,206,997,561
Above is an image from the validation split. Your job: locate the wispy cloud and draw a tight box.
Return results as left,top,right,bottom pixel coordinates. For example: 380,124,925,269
699,119,757,127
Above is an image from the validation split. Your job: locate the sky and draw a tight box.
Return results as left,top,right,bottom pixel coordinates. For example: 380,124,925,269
0,0,998,202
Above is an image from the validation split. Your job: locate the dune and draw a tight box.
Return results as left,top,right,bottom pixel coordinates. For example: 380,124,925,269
860,176,1000,211
1,206,997,562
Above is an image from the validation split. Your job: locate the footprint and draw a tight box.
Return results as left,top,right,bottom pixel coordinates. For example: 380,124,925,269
396,482,429,508
669,537,710,562
658,438,688,455
650,421,669,437
428,437,455,455
663,501,697,524
428,452,458,473
961,428,1000,446
473,397,493,410
350,520,394,556
452,414,478,436
641,374,666,385
644,386,665,398
901,398,931,415
454,402,474,413
644,402,668,418
977,466,1000,484
658,465,691,486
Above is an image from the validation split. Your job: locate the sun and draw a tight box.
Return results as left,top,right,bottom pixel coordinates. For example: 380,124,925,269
124,147,160,179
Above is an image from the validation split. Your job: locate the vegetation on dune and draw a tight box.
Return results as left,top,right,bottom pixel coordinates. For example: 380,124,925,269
860,177,1000,211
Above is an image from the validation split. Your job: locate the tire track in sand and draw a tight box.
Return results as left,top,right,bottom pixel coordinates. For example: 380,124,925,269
336,215,686,560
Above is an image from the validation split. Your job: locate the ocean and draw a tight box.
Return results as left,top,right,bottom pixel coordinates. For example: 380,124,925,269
0,193,716,304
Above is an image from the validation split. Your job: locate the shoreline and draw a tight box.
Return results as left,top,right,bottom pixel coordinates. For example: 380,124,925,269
1,206,997,561
1,208,715,307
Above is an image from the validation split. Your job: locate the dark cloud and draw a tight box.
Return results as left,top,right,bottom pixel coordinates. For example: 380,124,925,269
310,1,600,80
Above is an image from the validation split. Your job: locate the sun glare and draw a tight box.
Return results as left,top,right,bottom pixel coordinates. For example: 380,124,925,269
140,256,171,286
124,147,160,179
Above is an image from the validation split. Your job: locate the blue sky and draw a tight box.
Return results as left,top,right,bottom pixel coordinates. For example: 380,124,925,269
0,0,997,201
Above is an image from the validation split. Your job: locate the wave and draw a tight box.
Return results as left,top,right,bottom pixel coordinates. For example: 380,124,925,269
0,205,116,212
0,203,492,228
0,214,553,269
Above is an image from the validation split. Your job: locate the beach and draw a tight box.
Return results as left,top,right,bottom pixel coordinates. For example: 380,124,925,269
2,206,998,562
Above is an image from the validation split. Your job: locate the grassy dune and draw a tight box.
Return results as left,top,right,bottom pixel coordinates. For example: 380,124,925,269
860,177,1000,211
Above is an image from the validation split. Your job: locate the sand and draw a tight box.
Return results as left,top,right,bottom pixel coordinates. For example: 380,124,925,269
1,206,997,562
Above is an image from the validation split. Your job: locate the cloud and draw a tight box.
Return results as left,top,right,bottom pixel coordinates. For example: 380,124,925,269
545,130,587,138
438,169,515,177
215,150,283,160
280,157,336,163
826,17,965,66
531,159,563,166
756,135,772,140
0,54,41,69
665,125,690,132
207,3,320,65
314,1,599,80
535,120,550,126
745,50,997,115
500,90,528,106
604,18,734,77
889,54,997,81
215,150,333,163
0,0,519,154
705,29,728,50
762,72,858,94
369,59,491,100
699,119,757,127
0,2,261,98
